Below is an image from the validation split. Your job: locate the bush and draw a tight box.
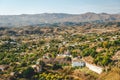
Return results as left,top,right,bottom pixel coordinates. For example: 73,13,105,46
22,67,35,78
82,48,97,57
52,63,62,70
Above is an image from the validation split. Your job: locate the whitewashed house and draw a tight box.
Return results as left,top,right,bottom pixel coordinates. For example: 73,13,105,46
72,61,85,67
72,58,85,67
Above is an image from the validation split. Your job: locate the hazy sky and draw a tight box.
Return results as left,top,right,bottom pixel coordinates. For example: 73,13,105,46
0,0,120,15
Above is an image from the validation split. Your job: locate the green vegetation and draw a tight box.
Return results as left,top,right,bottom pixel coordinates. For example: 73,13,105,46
0,23,120,80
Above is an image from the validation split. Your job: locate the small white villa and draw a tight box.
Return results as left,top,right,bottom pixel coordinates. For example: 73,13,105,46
72,61,85,67
72,58,85,67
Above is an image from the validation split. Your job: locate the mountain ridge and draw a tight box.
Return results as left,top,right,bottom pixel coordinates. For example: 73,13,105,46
0,12,120,27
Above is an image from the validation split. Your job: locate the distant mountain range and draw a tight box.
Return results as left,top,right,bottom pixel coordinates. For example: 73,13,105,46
0,12,120,27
